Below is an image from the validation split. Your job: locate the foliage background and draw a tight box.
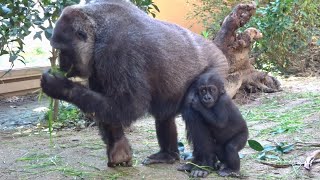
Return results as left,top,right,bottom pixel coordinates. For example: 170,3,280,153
0,0,159,67
188,0,320,74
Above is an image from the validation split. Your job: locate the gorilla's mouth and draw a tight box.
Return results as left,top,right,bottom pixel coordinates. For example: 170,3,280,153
203,101,215,108
58,50,77,77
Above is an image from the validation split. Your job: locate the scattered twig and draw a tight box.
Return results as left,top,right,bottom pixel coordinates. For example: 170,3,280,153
185,162,214,172
258,159,320,169
265,141,320,148
296,142,320,147
88,122,96,128
258,161,291,168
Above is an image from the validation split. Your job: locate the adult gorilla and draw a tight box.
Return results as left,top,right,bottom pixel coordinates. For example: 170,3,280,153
41,0,228,167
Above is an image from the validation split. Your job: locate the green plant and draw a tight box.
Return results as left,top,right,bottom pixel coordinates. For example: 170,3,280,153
187,0,240,37
247,0,320,73
34,47,45,55
43,102,82,129
189,0,320,73
131,0,160,17
241,92,320,135
0,0,38,69
201,30,211,39
1,0,157,67
249,140,294,160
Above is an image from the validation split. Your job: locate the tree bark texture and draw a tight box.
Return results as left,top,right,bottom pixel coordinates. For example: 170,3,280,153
213,2,281,98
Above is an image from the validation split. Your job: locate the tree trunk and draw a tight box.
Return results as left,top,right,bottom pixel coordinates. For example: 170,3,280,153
213,2,281,98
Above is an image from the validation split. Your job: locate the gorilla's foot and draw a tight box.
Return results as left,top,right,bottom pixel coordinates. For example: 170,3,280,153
190,168,209,178
107,136,132,167
177,163,193,172
218,168,240,177
178,162,214,178
142,151,179,165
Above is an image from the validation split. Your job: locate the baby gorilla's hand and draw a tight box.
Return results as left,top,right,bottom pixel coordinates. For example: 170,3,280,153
41,69,73,100
191,96,202,111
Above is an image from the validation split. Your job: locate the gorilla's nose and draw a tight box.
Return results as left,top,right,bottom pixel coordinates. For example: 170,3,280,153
204,96,212,102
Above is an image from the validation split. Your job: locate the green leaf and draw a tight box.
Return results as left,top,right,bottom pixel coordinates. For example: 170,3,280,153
263,145,276,152
275,145,286,154
152,4,160,12
16,39,24,49
271,128,288,135
9,54,18,62
265,154,281,160
248,140,264,151
18,59,26,65
1,50,9,55
1,5,12,15
45,28,53,40
33,31,43,41
317,39,320,46
257,152,266,160
282,144,294,153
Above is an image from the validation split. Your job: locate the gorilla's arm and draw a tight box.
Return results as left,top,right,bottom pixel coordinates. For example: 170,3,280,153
41,72,110,114
41,72,140,125
180,91,217,177
192,95,229,129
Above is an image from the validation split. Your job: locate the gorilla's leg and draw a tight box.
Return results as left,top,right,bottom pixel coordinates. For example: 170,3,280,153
188,127,216,178
214,144,227,170
143,117,179,164
218,131,247,176
99,123,133,167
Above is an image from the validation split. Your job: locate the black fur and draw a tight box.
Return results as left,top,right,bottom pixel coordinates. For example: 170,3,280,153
180,72,248,177
41,0,228,167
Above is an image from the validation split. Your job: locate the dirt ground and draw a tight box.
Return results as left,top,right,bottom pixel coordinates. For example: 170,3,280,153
0,94,49,130
0,76,320,180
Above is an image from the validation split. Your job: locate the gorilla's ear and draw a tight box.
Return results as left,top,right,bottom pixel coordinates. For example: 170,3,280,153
220,87,226,94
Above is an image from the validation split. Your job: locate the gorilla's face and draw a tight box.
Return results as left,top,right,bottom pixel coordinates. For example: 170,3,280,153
198,84,218,108
196,74,226,108
50,6,95,78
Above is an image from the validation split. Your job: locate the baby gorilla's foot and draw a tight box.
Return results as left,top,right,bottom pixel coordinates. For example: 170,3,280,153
178,162,214,178
191,168,209,178
218,168,240,177
177,163,193,172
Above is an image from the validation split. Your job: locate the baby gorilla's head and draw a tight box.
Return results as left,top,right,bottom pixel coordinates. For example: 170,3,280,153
196,73,226,108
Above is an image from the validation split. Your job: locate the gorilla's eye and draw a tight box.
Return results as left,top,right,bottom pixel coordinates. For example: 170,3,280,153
76,30,87,41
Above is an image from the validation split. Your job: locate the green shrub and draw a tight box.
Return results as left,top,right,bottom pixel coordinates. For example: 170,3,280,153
189,0,320,73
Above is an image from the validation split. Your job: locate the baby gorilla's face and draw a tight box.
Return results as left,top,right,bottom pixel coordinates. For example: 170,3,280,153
198,84,219,108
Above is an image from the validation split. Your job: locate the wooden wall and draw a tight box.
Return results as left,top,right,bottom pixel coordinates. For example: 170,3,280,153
0,67,47,97
153,0,203,34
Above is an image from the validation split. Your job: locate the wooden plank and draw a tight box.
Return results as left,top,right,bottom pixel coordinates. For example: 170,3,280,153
0,88,40,97
0,66,49,81
0,79,40,94
0,66,85,97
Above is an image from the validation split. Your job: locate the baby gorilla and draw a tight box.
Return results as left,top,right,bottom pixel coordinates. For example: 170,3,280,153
178,72,248,178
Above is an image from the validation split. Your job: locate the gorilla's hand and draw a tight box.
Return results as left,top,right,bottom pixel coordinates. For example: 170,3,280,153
41,70,74,100
191,96,202,111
